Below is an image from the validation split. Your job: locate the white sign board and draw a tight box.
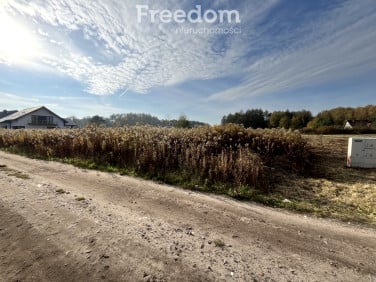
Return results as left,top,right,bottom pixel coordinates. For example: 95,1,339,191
347,138,376,168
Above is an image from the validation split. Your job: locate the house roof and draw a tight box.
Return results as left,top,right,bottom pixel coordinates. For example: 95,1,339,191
0,106,65,123
63,118,77,127
0,110,17,119
345,120,371,127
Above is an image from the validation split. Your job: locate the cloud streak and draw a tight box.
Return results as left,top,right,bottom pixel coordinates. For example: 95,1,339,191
1,0,375,103
208,0,376,101
2,0,273,95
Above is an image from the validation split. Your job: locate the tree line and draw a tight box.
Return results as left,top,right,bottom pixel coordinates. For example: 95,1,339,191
306,105,376,128
69,113,207,128
68,105,376,130
221,109,313,129
221,105,376,129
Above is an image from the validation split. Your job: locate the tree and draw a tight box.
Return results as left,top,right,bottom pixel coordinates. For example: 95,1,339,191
290,116,301,129
110,113,161,127
175,115,190,128
309,111,334,128
371,113,376,127
90,115,106,127
221,109,267,128
296,110,313,127
290,110,313,129
279,115,290,129
269,111,285,128
244,109,267,128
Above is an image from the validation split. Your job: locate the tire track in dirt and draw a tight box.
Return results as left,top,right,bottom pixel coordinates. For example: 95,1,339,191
0,151,375,281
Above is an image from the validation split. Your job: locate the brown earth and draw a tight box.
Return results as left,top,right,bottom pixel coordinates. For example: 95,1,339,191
0,151,375,282
272,135,376,224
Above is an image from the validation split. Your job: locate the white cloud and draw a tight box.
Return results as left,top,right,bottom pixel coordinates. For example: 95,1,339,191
1,0,277,95
208,0,376,101
1,0,375,102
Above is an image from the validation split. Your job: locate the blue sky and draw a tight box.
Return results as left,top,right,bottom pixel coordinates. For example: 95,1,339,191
0,0,375,124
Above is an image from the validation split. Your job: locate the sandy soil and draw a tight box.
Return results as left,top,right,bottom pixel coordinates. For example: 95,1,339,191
0,151,375,282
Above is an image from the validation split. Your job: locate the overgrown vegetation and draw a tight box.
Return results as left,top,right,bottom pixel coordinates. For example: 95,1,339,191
0,125,311,194
1,127,374,225
274,134,376,225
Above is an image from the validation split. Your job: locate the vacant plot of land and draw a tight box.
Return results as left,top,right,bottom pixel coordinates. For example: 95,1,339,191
0,150,375,281
271,135,376,224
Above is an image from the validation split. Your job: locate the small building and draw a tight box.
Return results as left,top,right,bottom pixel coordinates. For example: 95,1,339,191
0,106,75,129
344,120,371,129
0,110,18,119
63,118,78,129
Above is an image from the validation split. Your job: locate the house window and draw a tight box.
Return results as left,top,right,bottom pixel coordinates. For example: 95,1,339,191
31,115,54,125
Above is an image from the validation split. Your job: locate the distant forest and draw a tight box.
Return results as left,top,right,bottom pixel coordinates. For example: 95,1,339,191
68,105,376,130
69,113,208,128
221,105,376,130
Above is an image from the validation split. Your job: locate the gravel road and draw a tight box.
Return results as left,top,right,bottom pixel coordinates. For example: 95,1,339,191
0,151,375,281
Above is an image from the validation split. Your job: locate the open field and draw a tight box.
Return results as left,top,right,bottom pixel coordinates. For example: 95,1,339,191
0,151,375,281
272,134,376,225
0,129,375,281
0,127,375,225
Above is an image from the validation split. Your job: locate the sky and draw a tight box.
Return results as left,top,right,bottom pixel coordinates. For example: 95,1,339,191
0,0,375,124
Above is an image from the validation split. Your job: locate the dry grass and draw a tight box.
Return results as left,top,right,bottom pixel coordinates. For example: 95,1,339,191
273,135,376,225
0,125,311,193
0,128,374,225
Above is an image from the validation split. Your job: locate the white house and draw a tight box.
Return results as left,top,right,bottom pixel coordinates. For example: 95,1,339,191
0,106,77,129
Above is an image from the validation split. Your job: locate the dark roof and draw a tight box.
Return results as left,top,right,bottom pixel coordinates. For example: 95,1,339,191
63,118,78,127
0,110,17,119
345,120,372,127
0,106,65,123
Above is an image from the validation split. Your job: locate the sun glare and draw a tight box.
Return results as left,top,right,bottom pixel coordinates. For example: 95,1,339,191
0,14,40,64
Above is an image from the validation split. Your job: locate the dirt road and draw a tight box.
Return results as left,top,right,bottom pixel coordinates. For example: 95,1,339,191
0,151,375,282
